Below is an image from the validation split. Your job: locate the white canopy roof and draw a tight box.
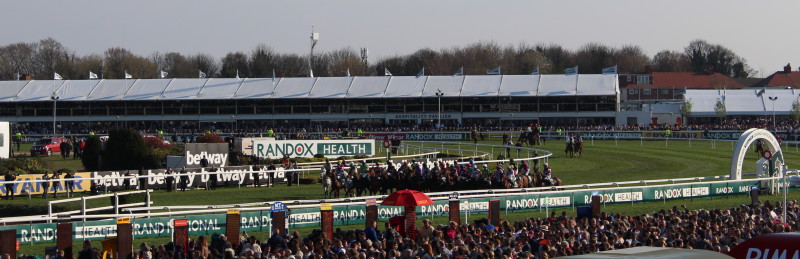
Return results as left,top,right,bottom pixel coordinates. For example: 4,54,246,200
384,76,427,98
87,79,135,101
272,78,315,98
347,77,390,98
15,80,64,102
123,79,171,100
162,79,206,100
422,76,465,97
0,81,29,102
196,78,242,100
0,74,618,102
498,75,539,96
307,77,353,98
461,76,502,97
233,78,277,99
56,80,99,101
684,88,798,115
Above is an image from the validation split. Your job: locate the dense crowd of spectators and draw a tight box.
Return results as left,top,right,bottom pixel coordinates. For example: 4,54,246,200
8,199,786,259
13,116,799,137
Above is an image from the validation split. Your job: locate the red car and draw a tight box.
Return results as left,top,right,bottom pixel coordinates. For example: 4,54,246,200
30,137,68,156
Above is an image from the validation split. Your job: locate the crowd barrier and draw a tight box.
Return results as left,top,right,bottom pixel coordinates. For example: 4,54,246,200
1,177,782,244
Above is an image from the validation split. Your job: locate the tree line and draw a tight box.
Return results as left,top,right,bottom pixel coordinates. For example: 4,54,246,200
0,38,756,81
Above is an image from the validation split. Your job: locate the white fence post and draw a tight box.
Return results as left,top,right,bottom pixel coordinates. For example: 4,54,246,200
81,196,86,221
114,192,119,215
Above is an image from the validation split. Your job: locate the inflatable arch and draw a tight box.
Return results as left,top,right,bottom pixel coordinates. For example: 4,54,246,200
730,128,784,180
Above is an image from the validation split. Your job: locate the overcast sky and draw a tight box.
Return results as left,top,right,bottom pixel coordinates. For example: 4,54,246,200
2,0,797,77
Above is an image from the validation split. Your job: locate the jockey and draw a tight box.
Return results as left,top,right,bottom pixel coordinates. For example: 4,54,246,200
493,165,505,183
520,161,529,175
506,165,518,187
543,163,554,185
481,164,490,178
359,161,369,174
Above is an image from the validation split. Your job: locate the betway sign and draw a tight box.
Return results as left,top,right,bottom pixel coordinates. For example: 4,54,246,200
252,139,375,159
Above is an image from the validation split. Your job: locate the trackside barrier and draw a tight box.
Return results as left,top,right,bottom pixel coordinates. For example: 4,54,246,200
2,176,790,244
48,190,152,221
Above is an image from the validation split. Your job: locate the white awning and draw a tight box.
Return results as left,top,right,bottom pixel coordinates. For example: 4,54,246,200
87,79,135,101
272,78,316,98
123,79,171,100
347,77,390,98
14,80,65,102
56,80,99,101
0,81,30,102
196,78,242,100
384,76,426,98
234,78,277,99
307,77,353,98
461,76,502,97
162,79,206,100
498,75,539,96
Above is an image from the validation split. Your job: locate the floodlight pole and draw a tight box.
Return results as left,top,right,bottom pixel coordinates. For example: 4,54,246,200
51,92,59,136
436,89,444,131
768,96,778,130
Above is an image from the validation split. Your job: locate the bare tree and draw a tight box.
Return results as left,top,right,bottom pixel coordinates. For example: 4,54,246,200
249,44,276,78
220,52,249,78
0,42,36,80
33,38,69,80
191,53,220,78
612,45,651,73
653,50,690,72
574,42,614,74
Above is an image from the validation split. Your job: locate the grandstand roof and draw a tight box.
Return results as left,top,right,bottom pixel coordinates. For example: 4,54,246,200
684,88,799,115
0,74,619,102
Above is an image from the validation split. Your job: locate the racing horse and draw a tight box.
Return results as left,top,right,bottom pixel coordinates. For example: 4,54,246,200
533,169,563,188
575,136,584,157
754,140,766,157
565,136,576,158
323,170,343,198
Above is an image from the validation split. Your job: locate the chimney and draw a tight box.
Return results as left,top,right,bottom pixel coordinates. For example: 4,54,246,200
784,63,792,74
705,66,715,75
644,65,653,74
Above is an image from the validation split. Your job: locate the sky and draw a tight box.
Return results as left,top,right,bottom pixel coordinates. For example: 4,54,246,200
1,0,798,77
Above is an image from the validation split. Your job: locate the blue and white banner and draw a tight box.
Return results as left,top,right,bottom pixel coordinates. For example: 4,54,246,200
602,65,617,74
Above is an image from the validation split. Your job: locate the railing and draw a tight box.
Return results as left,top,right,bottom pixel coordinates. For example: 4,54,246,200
46,190,152,222
0,175,790,226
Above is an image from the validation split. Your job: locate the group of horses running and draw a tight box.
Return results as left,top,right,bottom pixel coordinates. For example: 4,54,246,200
320,161,563,199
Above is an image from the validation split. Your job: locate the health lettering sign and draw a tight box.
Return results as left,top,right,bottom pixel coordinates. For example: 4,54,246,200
253,140,375,159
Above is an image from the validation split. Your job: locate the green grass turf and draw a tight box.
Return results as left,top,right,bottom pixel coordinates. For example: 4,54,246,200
5,139,798,211
9,138,800,256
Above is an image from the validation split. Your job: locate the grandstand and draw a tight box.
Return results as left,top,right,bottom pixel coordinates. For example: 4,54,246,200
0,74,619,130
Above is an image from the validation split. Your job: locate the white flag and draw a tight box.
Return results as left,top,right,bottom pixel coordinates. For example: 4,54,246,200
160,70,168,79
89,71,98,79
416,68,425,77
602,65,617,75
125,71,133,79
531,67,540,75
486,67,501,75
54,73,63,80
15,72,20,80
199,70,207,78
346,68,351,77
235,69,240,79
384,68,392,76
564,66,578,76
454,67,463,76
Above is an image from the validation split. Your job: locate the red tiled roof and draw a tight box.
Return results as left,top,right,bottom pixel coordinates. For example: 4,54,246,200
753,71,800,88
626,72,746,89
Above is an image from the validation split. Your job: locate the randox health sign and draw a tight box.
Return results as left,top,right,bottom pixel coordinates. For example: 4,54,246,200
252,139,375,159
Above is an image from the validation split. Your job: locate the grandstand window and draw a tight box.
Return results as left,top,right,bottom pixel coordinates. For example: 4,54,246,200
661,89,669,95
643,89,651,95
636,75,650,85
628,89,636,94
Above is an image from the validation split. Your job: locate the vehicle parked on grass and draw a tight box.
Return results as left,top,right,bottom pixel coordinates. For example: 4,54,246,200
29,137,68,156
